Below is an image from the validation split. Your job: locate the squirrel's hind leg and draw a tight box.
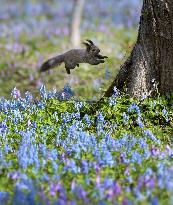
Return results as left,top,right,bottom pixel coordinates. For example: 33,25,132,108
65,63,76,74
66,68,70,74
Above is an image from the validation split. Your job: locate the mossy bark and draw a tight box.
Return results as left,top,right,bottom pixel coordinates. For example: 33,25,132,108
104,0,173,99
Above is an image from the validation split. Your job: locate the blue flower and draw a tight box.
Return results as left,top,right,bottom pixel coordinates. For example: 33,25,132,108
150,196,159,205
83,114,91,127
122,112,128,125
136,116,144,129
0,121,7,134
128,103,140,116
96,112,104,124
0,192,9,205
105,68,110,80
144,130,160,145
80,160,89,174
39,85,47,100
11,87,21,99
162,107,169,122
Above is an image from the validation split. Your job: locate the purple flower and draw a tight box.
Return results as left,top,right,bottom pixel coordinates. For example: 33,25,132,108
49,182,59,196
112,181,121,196
124,166,129,175
95,175,101,187
71,180,76,192
122,197,128,205
144,176,155,189
150,145,160,156
75,186,88,202
80,159,89,174
11,87,20,99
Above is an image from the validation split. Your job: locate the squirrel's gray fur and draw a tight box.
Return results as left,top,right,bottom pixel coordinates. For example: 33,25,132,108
40,39,108,74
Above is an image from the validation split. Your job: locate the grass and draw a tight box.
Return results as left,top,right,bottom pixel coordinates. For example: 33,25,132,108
0,27,137,99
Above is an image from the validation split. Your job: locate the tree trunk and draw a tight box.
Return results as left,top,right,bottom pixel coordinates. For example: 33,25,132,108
70,0,85,47
104,0,173,99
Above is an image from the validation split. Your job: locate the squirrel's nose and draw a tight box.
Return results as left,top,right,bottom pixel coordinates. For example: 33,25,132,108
98,49,100,52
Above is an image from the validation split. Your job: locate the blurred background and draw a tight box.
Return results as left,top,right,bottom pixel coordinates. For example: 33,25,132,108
0,0,142,99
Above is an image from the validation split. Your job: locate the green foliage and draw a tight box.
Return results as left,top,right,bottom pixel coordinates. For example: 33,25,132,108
0,91,173,204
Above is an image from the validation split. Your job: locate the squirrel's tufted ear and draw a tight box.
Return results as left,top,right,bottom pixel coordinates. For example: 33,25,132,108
86,39,94,45
83,42,91,51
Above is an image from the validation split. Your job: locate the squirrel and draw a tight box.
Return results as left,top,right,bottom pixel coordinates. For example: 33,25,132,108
39,39,108,74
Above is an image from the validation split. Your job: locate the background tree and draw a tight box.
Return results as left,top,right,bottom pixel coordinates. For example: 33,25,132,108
70,0,85,47
104,0,173,99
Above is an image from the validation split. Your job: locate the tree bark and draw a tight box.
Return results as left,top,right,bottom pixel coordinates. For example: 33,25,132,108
70,0,85,47
104,0,173,99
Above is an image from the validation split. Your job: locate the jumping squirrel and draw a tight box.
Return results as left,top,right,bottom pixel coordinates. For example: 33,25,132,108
39,39,108,74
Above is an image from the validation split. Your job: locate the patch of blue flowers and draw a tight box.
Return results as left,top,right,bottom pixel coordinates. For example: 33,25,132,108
0,85,173,204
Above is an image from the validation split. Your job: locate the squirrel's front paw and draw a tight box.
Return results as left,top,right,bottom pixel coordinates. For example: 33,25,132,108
103,56,108,58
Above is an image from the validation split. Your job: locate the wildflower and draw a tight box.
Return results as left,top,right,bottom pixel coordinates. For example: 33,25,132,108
71,180,76,192
106,181,121,200
136,116,144,129
49,182,59,196
84,114,91,127
0,192,9,204
150,145,160,156
138,137,147,149
27,119,32,127
103,177,113,189
39,85,47,100
93,79,101,89
112,181,121,195
109,96,116,107
131,151,142,164
96,112,104,124
80,159,89,174
150,196,159,205
95,175,101,187
144,130,160,145
62,84,74,100
105,68,110,80
122,112,128,125
93,162,100,174
162,107,169,122
11,87,20,99
0,121,7,133
74,101,83,111
128,103,140,116
25,91,32,104
75,186,88,202
124,166,129,175
122,197,129,205
144,176,155,189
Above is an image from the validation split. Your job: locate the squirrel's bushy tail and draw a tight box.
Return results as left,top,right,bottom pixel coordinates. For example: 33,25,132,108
40,55,64,72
